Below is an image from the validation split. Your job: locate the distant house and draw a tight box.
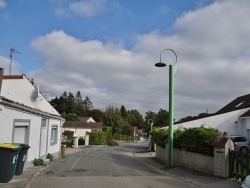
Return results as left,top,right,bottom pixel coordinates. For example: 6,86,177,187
174,93,250,137
0,72,64,168
62,117,102,139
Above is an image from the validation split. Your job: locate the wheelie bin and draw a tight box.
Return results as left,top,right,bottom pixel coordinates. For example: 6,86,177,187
0,143,20,183
13,143,30,175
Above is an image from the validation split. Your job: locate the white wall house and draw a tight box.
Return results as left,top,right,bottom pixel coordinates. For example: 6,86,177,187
0,74,64,168
173,94,250,138
62,117,102,139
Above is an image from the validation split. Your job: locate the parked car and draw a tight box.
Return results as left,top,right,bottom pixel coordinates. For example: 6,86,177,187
230,135,250,154
242,173,250,188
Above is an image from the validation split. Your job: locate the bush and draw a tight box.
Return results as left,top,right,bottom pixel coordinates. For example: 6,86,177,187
89,131,107,145
150,125,221,156
107,139,119,146
150,128,168,148
61,145,66,158
46,153,53,161
174,125,220,156
33,158,45,166
114,133,133,142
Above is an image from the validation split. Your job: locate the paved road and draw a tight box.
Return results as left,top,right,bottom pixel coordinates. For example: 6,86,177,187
30,141,199,188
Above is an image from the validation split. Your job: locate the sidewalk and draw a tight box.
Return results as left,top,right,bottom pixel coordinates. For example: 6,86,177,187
133,151,241,188
0,146,88,188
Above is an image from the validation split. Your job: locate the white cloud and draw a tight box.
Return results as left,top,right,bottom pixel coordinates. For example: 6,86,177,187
0,55,20,75
30,0,250,120
0,0,6,9
54,0,107,18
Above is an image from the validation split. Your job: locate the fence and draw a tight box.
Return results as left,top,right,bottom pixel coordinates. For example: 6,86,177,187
229,149,250,181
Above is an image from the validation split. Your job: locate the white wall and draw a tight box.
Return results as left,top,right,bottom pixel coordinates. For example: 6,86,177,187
174,108,250,136
0,103,63,167
47,118,62,156
2,76,60,115
62,128,91,138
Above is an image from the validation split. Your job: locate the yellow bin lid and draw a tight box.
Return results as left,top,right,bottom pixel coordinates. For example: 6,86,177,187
0,143,20,151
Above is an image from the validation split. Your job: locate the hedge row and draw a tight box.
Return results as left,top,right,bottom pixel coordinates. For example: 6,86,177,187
89,126,118,146
150,125,221,156
113,133,134,142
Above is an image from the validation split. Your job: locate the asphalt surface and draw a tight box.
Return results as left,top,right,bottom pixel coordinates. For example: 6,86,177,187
0,141,242,188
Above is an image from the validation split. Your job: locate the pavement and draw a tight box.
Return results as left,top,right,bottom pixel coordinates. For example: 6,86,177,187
0,145,242,188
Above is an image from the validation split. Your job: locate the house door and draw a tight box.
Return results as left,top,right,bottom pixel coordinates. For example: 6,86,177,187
40,119,47,157
13,120,30,144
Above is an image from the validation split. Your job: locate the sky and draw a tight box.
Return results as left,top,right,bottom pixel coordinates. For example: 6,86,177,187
1,0,250,121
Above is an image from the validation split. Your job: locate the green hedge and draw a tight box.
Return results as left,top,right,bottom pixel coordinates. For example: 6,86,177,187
150,128,168,148
89,126,118,146
114,133,133,142
150,125,221,156
89,131,106,145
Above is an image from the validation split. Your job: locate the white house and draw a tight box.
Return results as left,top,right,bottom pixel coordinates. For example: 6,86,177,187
62,117,102,140
0,72,64,168
174,93,250,138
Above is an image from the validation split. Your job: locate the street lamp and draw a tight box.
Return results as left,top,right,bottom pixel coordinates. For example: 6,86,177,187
148,119,154,131
155,48,178,168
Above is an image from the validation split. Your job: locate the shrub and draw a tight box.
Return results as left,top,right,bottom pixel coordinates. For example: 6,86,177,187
61,145,66,158
46,153,53,161
174,125,220,156
33,158,45,166
114,133,133,142
89,131,107,145
150,125,221,156
150,128,168,148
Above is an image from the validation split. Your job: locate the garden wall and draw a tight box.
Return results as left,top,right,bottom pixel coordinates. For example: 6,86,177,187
156,144,214,175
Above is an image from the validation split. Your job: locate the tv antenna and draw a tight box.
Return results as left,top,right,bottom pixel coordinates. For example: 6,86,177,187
9,48,22,75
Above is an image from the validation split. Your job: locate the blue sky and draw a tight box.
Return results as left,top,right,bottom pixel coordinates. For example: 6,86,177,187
1,0,250,121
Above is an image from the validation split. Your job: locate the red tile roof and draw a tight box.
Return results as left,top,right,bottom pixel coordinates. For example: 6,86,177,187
63,121,102,129
79,117,91,122
3,75,24,79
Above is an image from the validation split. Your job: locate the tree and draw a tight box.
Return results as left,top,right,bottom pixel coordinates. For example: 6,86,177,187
83,96,93,116
89,109,104,122
120,105,128,120
144,111,157,132
75,91,85,116
127,109,145,129
155,108,169,127
67,92,75,113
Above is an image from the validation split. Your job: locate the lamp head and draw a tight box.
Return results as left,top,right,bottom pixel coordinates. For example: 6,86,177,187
155,61,166,67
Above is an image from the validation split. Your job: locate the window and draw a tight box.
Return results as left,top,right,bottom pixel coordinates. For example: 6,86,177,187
235,101,245,108
51,125,58,145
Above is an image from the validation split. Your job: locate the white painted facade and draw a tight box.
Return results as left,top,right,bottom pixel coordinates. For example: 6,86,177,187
1,76,59,115
174,107,250,138
62,128,91,138
0,75,64,168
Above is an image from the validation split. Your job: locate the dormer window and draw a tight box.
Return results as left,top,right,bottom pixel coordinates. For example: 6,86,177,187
235,101,245,108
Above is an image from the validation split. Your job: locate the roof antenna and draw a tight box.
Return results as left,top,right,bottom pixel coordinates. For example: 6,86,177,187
9,48,22,75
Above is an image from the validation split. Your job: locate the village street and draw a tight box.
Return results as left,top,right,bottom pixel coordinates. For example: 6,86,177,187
28,140,240,188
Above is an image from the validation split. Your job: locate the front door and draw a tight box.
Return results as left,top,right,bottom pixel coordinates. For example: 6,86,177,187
40,119,47,157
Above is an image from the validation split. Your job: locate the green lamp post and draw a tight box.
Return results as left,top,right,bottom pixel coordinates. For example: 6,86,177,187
155,48,178,168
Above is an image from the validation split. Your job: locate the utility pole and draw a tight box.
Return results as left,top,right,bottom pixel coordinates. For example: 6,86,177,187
9,48,21,75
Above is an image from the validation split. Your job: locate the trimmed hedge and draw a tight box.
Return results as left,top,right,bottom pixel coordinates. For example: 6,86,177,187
150,125,221,156
114,133,133,142
89,131,106,145
89,126,118,146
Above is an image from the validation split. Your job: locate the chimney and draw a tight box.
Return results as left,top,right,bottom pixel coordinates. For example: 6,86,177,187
0,68,3,95
31,78,34,85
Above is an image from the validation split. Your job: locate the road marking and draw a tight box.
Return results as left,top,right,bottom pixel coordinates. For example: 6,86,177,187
70,156,81,171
